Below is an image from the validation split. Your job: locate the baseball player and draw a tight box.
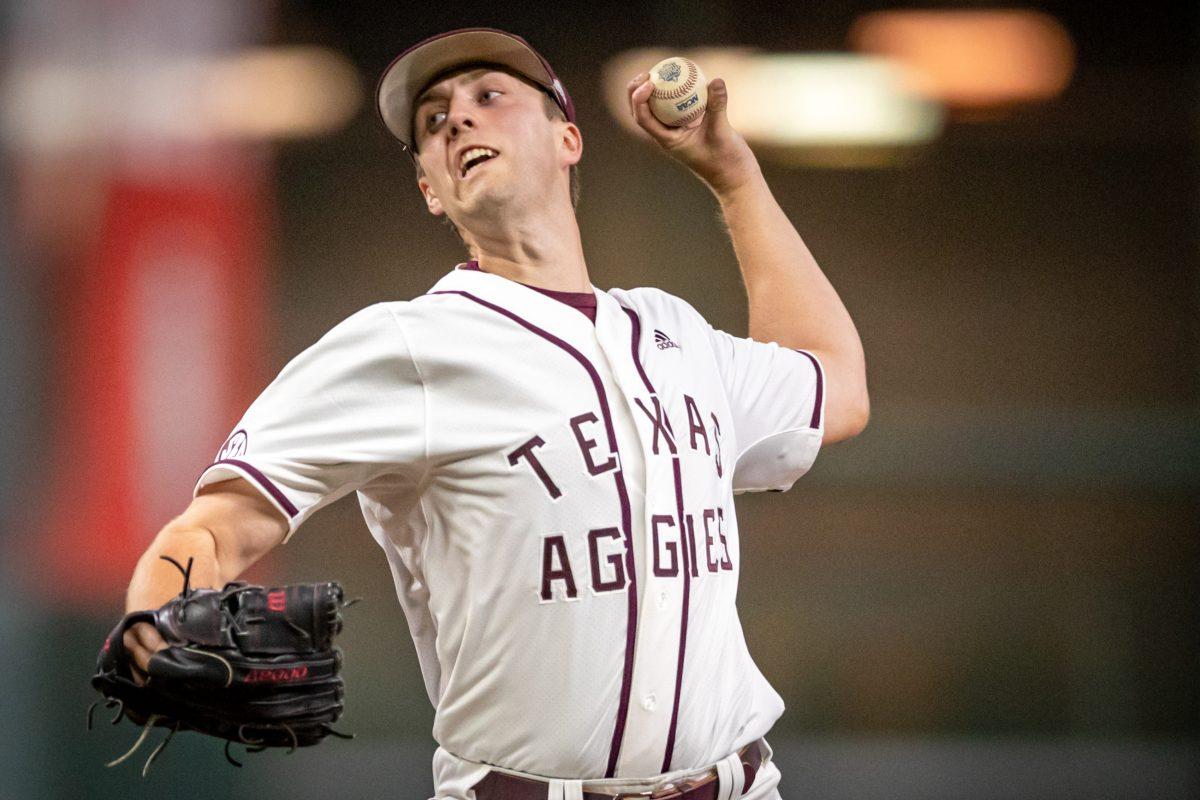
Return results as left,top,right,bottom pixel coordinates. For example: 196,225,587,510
120,27,868,800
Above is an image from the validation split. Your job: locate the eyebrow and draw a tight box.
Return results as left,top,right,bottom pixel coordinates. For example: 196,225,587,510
414,68,498,114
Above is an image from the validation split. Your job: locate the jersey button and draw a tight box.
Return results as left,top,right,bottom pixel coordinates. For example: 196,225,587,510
657,591,668,609
642,693,657,712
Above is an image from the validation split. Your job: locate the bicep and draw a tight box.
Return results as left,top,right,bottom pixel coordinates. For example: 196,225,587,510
184,478,289,579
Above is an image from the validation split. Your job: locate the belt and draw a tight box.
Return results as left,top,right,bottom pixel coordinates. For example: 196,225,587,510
470,740,764,800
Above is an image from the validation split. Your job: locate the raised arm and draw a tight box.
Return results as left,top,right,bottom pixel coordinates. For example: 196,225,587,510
123,478,287,676
712,171,868,442
627,71,870,443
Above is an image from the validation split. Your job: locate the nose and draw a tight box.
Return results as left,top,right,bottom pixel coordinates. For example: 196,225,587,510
447,101,476,140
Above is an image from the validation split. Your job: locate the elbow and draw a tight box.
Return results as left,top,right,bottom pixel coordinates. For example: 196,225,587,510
847,391,870,437
810,350,870,443
822,387,870,444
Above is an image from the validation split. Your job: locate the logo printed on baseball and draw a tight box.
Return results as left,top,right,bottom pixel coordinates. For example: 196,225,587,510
648,56,708,127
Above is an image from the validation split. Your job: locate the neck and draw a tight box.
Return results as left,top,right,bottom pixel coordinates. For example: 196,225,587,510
461,197,590,293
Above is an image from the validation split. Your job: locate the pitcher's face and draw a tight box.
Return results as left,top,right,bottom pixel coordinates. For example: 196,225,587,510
414,67,576,224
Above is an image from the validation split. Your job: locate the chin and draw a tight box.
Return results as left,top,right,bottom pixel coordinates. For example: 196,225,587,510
461,180,520,217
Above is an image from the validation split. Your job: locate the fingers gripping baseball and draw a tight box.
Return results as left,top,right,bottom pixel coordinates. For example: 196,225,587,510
627,71,755,195
626,74,728,141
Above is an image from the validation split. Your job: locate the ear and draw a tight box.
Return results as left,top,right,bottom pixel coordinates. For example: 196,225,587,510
417,172,445,217
559,122,583,169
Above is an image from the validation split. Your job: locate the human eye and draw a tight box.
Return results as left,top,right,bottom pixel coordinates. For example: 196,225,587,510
479,89,501,102
425,110,446,130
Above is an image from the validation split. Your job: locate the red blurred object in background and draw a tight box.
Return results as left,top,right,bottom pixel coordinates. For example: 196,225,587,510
33,161,273,604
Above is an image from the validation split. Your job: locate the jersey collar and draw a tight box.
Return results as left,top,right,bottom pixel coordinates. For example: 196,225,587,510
429,264,603,342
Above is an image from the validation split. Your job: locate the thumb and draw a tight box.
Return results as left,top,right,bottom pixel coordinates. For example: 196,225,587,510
706,78,730,121
700,78,732,136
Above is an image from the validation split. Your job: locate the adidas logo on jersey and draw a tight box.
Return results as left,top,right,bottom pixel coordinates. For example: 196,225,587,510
654,329,680,350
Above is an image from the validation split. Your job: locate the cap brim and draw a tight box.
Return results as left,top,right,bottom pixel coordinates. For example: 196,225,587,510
377,28,557,150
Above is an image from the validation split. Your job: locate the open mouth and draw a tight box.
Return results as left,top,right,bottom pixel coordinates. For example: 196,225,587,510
459,147,499,179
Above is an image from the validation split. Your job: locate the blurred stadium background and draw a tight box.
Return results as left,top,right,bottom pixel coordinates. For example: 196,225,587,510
0,1,1196,798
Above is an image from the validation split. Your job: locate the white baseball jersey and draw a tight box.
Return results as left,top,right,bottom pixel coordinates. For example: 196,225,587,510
196,263,825,782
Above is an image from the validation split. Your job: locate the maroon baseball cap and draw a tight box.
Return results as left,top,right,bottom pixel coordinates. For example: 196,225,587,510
376,27,576,152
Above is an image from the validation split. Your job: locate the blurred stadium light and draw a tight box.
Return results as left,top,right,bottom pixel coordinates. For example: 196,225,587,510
2,46,361,152
849,9,1076,114
604,47,943,167
204,48,363,140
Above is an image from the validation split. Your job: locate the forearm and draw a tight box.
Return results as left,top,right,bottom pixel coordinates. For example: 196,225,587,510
716,168,869,438
121,481,285,673
125,481,287,613
716,170,859,355
125,525,224,612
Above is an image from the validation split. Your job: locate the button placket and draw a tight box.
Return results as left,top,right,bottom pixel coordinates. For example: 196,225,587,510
594,298,687,775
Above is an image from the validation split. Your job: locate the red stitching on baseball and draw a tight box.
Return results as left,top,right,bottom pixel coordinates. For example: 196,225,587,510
654,60,698,101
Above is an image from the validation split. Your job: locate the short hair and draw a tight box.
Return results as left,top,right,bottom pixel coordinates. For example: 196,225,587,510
413,87,581,251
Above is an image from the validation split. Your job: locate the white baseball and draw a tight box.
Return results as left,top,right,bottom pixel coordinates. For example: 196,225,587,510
647,56,708,127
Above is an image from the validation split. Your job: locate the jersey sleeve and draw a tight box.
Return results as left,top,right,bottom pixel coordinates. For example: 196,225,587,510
194,303,426,541
705,324,825,494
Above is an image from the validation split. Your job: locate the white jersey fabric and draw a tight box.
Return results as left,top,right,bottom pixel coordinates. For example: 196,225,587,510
196,264,824,787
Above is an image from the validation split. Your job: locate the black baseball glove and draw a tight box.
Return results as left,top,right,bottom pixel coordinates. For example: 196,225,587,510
90,556,355,775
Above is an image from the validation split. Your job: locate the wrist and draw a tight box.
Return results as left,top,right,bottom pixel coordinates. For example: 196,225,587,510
690,139,761,198
713,164,767,205
126,528,221,611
